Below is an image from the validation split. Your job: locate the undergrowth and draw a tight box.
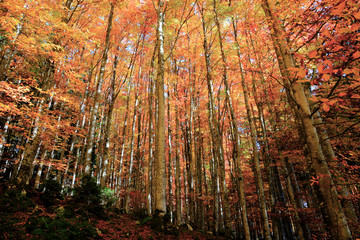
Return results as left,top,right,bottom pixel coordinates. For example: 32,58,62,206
0,176,220,240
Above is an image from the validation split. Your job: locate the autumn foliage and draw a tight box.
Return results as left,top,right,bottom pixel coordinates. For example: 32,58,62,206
0,0,359,239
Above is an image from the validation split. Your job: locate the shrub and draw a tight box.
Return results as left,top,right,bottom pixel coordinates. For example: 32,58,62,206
39,177,63,207
73,175,101,205
101,187,117,209
72,175,103,216
0,188,35,212
26,216,99,239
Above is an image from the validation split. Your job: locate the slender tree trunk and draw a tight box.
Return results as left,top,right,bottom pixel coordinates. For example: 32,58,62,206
209,144,220,234
146,43,157,216
213,2,251,238
194,98,204,230
230,15,271,240
167,93,173,223
117,84,132,193
125,94,139,213
100,54,119,187
241,70,271,240
147,79,154,215
198,3,228,234
83,3,114,174
12,97,46,188
312,103,358,225
188,61,195,226
175,84,181,225
0,116,11,162
184,123,194,225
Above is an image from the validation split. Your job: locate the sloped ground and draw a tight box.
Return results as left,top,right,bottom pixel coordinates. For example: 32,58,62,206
0,186,222,240
95,214,219,240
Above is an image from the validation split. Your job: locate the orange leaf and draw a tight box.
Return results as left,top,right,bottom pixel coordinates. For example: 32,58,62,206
322,74,330,81
322,103,330,112
351,23,360,32
309,50,317,58
318,64,324,74
319,98,329,103
338,92,347,97
322,29,332,38
353,51,360,59
309,95,318,102
328,100,337,106
354,12,360,20
332,2,346,15
299,69,307,78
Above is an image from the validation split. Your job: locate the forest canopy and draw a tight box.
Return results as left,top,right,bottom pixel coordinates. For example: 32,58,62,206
0,0,359,239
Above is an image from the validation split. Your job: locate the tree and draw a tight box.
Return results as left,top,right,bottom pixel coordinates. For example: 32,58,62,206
261,0,352,239
154,0,167,222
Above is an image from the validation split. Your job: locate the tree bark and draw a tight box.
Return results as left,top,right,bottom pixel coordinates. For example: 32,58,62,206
125,94,139,213
100,53,119,187
154,0,167,219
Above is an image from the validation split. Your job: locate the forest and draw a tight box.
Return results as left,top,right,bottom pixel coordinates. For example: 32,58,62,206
0,0,359,239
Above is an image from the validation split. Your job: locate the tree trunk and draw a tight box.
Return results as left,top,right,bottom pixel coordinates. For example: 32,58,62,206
175,83,182,225
198,3,229,234
167,93,173,223
154,0,167,220
83,2,114,174
125,94,139,213
230,14,271,240
213,2,251,238
100,53,119,187
146,43,157,216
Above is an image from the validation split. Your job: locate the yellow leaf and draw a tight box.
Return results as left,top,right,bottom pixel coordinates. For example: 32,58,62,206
343,68,352,75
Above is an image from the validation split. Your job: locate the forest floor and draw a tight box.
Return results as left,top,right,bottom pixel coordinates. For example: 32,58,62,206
0,185,224,240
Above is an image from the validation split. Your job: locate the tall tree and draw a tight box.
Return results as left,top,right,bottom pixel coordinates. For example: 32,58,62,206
154,0,167,222
83,2,115,175
261,0,352,239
